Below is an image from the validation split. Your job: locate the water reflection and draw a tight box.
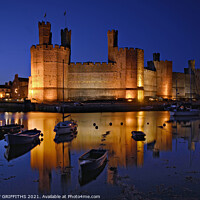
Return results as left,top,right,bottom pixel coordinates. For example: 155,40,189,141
4,140,40,161
2,111,200,197
26,112,173,192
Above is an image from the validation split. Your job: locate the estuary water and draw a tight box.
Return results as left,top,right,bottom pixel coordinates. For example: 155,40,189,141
0,111,200,199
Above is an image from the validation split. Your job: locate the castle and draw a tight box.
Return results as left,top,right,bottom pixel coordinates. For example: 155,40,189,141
28,21,198,102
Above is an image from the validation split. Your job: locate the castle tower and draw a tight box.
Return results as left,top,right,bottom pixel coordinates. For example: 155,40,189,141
28,21,70,102
38,21,52,45
188,60,195,72
107,30,118,62
61,28,71,62
61,28,71,49
153,53,160,62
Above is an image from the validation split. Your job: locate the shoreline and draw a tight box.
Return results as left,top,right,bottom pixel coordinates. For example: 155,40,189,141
0,100,199,113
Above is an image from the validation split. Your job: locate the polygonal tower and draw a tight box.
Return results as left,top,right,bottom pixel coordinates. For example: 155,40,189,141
28,21,70,102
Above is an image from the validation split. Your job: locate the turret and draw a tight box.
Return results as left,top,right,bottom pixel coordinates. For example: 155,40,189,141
61,28,71,49
153,53,160,61
38,21,52,45
188,60,195,72
107,30,118,62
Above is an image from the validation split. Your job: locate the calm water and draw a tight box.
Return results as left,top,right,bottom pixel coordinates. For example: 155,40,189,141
0,111,200,199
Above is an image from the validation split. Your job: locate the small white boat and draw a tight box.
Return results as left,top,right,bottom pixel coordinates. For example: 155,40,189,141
54,116,78,135
5,129,41,145
79,149,107,171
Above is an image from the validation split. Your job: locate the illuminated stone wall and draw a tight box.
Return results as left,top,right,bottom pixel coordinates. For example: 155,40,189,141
172,71,197,99
29,22,144,102
144,69,157,97
154,61,172,98
172,60,199,99
172,72,186,99
145,56,172,99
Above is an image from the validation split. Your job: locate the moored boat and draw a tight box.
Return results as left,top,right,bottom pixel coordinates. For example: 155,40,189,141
170,109,200,116
5,129,41,145
0,124,24,137
54,115,78,135
79,149,107,171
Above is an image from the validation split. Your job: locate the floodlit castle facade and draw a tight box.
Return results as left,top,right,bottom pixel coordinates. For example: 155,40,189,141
28,21,174,102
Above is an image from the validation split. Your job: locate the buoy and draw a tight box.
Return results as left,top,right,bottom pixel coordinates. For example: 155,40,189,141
41,133,44,137
40,138,43,141
95,126,98,129
147,122,149,125
109,122,112,126
93,123,96,126
120,122,123,125
163,123,166,127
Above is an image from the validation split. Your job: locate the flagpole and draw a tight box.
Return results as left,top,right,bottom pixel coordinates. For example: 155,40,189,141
44,13,46,22
64,11,67,27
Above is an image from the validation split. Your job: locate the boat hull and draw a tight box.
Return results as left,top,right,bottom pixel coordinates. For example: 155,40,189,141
79,149,107,171
5,130,41,145
54,126,77,135
170,110,200,116
54,120,78,135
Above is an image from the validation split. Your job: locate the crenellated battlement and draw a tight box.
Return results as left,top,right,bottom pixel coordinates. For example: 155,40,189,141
70,62,115,68
117,47,144,54
31,44,70,51
107,29,118,34
38,21,51,27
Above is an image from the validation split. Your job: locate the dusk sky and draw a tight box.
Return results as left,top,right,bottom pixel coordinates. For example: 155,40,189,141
0,0,200,84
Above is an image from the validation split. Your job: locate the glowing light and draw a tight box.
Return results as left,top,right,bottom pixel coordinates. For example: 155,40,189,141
126,93,132,99
137,90,144,102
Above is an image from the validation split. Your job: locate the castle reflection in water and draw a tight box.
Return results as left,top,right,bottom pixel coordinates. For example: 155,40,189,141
2,111,200,194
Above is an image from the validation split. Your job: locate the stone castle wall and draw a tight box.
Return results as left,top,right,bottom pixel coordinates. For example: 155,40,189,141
29,22,145,102
29,44,70,102
154,61,172,98
144,69,157,97
29,21,186,103
172,71,197,99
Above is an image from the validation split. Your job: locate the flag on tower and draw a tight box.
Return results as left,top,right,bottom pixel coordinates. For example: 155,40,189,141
44,13,46,18
64,11,66,16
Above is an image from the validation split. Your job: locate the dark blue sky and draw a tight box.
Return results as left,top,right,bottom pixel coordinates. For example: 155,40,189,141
0,0,200,84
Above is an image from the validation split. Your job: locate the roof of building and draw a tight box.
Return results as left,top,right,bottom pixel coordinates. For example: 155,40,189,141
18,77,29,82
0,85,11,89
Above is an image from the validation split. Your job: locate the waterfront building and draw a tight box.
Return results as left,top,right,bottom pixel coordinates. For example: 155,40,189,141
28,20,200,103
11,74,29,100
28,21,144,102
0,83,11,99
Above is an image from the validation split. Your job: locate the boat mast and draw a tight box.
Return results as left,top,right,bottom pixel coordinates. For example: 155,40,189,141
63,59,64,121
176,80,177,100
190,65,192,101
